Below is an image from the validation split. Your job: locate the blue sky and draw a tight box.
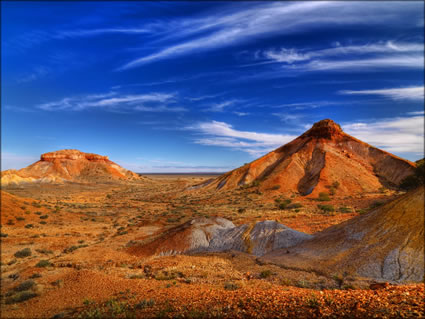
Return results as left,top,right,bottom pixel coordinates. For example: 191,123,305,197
1,1,424,172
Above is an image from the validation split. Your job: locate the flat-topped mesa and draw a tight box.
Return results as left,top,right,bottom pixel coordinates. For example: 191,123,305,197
40,149,109,162
301,119,344,139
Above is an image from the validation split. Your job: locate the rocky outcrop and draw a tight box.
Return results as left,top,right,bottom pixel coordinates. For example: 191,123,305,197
262,187,425,283
40,149,109,162
200,119,416,196
128,218,312,257
127,217,236,256
1,149,141,185
208,220,312,256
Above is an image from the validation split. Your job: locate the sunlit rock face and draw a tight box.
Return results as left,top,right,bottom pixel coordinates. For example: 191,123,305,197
202,119,416,197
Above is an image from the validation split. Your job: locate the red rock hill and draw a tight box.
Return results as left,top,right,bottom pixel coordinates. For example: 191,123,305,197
1,149,141,185
203,119,415,196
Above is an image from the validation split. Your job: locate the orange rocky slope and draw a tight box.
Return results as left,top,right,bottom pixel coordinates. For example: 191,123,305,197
262,186,425,282
202,119,415,197
1,149,141,185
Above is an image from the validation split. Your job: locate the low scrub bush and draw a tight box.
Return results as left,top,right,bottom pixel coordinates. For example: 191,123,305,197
5,291,38,304
259,270,273,278
35,260,51,268
224,282,239,291
339,206,352,213
14,280,36,292
286,203,303,210
278,199,292,210
318,204,335,213
318,192,331,201
135,299,155,309
14,248,32,258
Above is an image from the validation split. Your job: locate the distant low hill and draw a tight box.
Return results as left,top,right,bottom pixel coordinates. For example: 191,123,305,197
201,119,415,197
1,149,141,185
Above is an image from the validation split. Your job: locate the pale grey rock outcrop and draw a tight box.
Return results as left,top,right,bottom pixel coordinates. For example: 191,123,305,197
208,220,312,256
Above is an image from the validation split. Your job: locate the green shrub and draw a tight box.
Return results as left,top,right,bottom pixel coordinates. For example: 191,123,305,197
339,207,352,213
286,203,303,209
224,282,239,291
16,216,25,221
39,215,49,219
318,204,335,213
63,245,78,254
5,291,38,304
318,192,331,201
35,260,51,268
24,224,34,229
259,270,273,278
14,248,32,258
0,233,8,238
307,294,320,308
34,211,42,215
40,221,47,225
278,199,292,210
271,185,281,190
35,248,53,255
14,280,35,292
7,219,15,225
135,299,155,309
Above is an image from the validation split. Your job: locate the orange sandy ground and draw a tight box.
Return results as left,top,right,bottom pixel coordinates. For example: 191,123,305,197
1,178,420,318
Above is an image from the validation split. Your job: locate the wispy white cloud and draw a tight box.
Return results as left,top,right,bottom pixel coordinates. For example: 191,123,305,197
407,110,425,115
117,2,423,69
343,115,424,154
205,100,238,112
17,66,50,83
57,27,153,38
339,86,424,101
292,55,424,72
187,114,424,158
271,101,343,110
261,42,423,64
256,41,424,73
233,111,250,117
186,94,223,102
187,120,296,156
36,91,186,112
273,113,306,123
